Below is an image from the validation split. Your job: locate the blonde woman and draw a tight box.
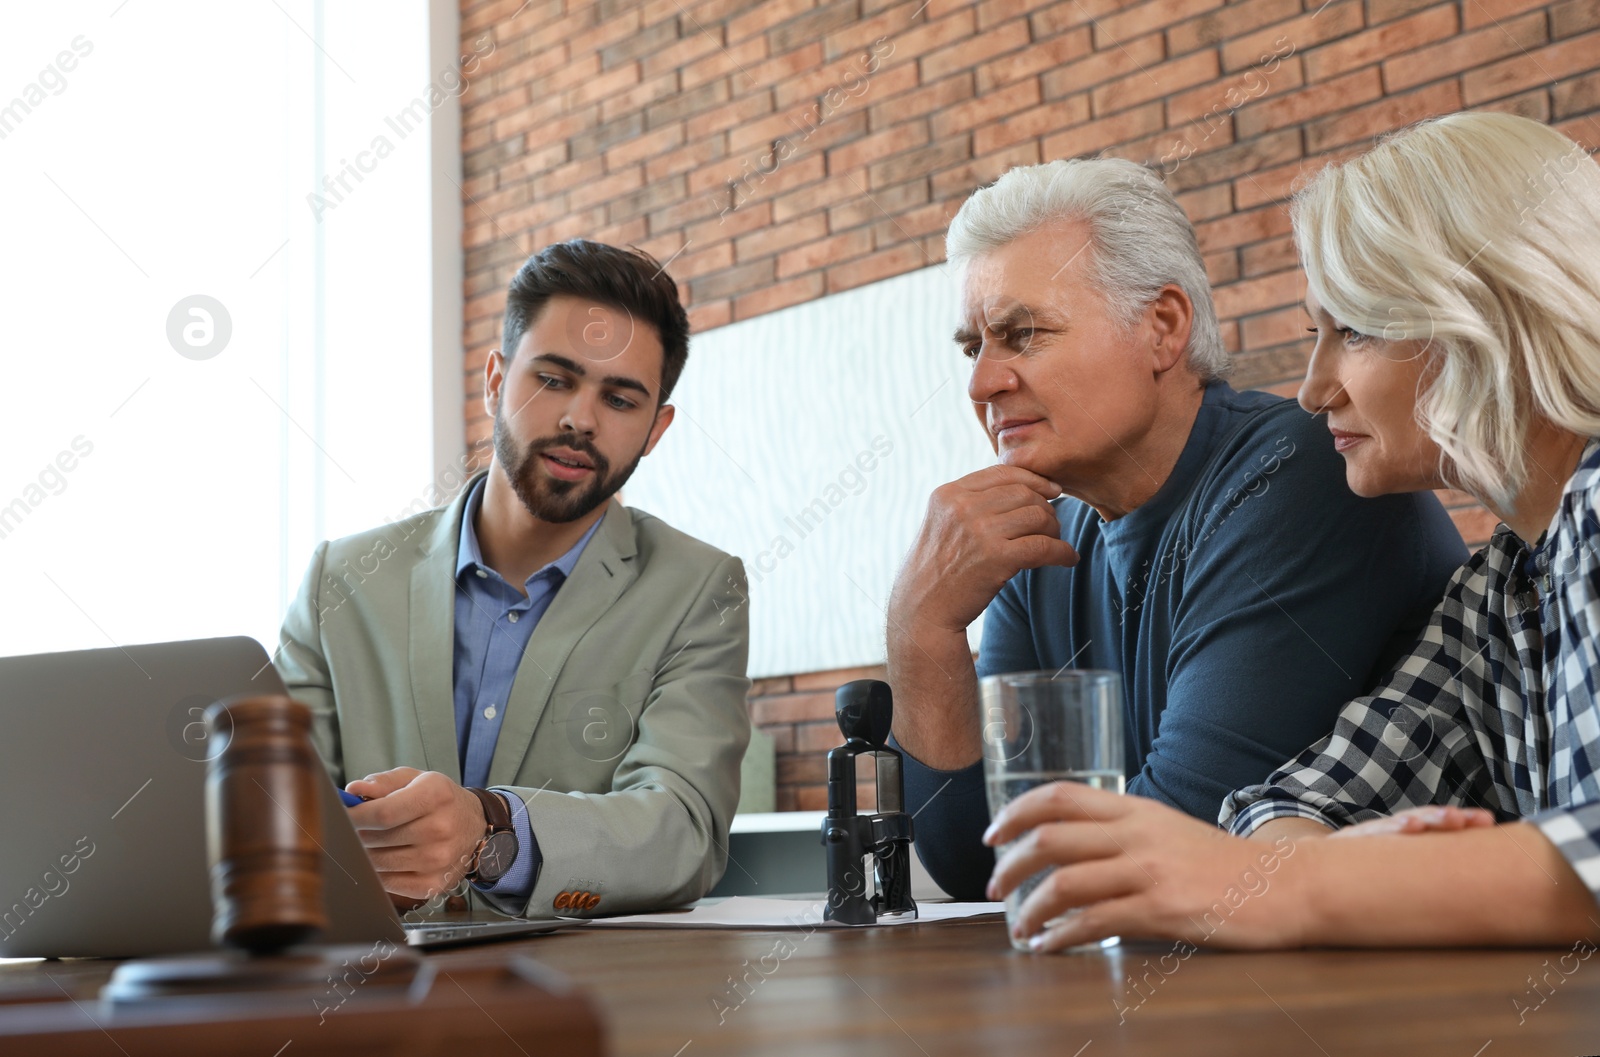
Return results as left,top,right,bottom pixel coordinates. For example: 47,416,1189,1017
985,111,1600,950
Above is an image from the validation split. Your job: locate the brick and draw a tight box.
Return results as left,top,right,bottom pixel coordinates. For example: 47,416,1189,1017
599,72,681,123
692,259,778,303
566,59,643,109
1240,305,1310,348
1305,80,1463,152
821,2,911,60
1366,0,1440,24
1030,0,1126,39
1554,70,1600,119
752,689,836,726
734,213,831,261
930,141,1041,197
764,725,797,756
877,8,978,74
734,272,826,319
828,121,930,175
1041,34,1167,100
646,135,729,182
1168,0,1299,56
494,138,568,187
777,228,876,277
1552,0,1600,38
686,199,775,245
1040,101,1165,159
1229,342,1310,390
599,16,680,69
571,112,646,158
976,27,1092,93
686,92,776,140
729,0,820,43
1167,58,1305,127
537,155,606,196
1205,249,1240,286
974,94,1092,153
565,7,634,57
1105,118,1233,167
463,0,547,34
647,191,724,233
777,172,871,221
604,123,688,171
680,37,769,92
871,198,959,246
1464,31,1600,105
1462,0,1547,28
1211,267,1303,319
928,75,1036,136
922,19,1032,82
1094,0,1225,49
1382,12,1546,92
1232,144,1361,209
826,178,930,228
1194,201,1294,254
825,241,931,292
1302,4,1458,82
1175,182,1234,222
646,79,732,128
1235,67,1382,139
640,27,726,80
591,215,649,246
777,754,828,787
565,165,644,213
688,294,736,327
748,42,826,90
1092,49,1220,117
976,0,1037,31
869,136,972,189
1219,1,1363,73
606,174,688,223
1552,116,1600,146
671,240,737,282
1240,234,1299,276
881,73,981,135
769,0,863,55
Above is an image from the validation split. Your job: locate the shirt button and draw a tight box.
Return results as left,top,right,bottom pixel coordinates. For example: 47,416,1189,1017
475,569,488,579
508,612,519,623
484,705,497,720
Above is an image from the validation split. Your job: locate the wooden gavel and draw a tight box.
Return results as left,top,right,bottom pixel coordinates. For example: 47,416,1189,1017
204,695,328,954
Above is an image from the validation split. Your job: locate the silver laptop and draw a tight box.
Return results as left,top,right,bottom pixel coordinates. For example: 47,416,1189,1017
0,636,570,958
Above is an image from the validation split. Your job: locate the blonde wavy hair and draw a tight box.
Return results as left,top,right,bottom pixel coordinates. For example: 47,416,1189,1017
1292,111,1600,511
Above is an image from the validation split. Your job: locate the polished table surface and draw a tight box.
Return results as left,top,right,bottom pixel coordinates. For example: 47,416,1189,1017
9,918,1600,1055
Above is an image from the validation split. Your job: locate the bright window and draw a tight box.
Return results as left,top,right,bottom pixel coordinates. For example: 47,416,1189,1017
0,1,453,659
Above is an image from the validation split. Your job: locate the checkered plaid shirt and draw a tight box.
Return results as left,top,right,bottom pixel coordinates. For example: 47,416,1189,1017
1221,439,1600,903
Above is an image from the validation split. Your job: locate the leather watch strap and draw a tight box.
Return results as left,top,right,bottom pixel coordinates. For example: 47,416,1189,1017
467,787,512,835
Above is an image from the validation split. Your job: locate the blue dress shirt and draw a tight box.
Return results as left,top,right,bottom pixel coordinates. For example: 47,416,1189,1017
453,476,602,904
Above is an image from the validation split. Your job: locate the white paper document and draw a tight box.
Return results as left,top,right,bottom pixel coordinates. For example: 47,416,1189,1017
580,896,1005,929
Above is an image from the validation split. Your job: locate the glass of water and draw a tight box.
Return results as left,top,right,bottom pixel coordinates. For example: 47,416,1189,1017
980,669,1125,953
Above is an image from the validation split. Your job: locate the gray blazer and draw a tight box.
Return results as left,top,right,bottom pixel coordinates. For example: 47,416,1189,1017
275,473,752,916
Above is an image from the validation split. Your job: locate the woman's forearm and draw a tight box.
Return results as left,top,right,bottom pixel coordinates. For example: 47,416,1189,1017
1293,823,1600,947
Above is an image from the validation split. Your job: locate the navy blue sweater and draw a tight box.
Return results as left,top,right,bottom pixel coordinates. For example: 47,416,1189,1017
896,383,1466,899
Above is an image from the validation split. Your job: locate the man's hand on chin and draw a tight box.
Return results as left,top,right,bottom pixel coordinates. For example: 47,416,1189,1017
345,767,488,902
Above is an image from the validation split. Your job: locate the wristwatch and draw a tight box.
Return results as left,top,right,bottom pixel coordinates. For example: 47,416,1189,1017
464,787,518,886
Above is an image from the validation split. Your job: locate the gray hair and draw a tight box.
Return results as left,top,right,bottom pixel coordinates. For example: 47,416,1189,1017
946,157,1230,382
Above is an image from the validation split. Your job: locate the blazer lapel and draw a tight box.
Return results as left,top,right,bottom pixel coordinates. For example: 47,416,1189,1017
487,499,639,786
405,475,483,784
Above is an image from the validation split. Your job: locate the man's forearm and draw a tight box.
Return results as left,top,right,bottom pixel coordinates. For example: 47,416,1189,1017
1293,824,1600,947
1251,817,1333,842
886,619,981,770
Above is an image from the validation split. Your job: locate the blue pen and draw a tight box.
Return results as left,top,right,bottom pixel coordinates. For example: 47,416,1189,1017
339,789,368,807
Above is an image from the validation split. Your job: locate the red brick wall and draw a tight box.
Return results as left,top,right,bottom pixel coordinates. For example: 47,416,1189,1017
457,0,1600,810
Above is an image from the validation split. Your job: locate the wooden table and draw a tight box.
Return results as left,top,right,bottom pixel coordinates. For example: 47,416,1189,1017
8,919,1600,1055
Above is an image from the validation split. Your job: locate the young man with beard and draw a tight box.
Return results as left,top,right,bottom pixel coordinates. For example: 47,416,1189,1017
275,240,751,918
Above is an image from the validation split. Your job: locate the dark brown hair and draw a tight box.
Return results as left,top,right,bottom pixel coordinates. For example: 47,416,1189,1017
501,239,690,404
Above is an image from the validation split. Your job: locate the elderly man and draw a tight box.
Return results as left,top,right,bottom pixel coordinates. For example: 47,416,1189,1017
887,158,1466,899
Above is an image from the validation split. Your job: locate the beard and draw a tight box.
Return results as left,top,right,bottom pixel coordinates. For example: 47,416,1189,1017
492,410,647,524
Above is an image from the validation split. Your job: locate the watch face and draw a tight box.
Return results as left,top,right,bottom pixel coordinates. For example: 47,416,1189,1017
475,831,518,884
